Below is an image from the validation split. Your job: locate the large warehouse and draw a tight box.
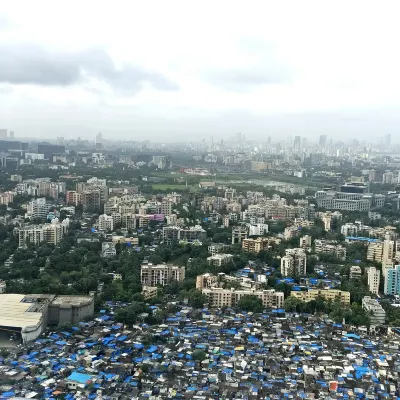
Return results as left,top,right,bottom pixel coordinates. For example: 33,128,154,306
0,293,94,343
0,294,48,343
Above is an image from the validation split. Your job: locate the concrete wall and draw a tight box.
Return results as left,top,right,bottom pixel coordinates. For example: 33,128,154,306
48,298,94,327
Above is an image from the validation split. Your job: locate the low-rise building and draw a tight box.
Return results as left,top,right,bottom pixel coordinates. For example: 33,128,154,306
232,226,248,244
208,243,231,255
314,239,347,260
350,265,362,280
207,253,233,267
142,286,158,300
291,289,350,304
196,273,218,290
362,296,386,325
101,242,116,258
242,237,281,253
202,287,284,309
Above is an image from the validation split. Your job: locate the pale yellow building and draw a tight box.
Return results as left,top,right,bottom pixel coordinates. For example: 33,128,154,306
291,289,350,304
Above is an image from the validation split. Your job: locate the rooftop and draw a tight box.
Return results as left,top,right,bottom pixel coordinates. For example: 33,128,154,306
0,294,44,329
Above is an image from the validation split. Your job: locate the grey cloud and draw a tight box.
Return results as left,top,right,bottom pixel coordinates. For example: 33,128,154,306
0,44,178,94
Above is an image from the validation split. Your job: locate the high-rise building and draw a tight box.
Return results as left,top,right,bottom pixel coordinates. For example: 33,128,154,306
0,129,7,138
382,171,394,184
369,169,376,182
37,143,66,159
140,263,185,286
281,248,307,276
384,134,391,146
319,134,327,147
366,267,380,295
9,131,14,138
384,265,400,295
96,214,114,232
66,191,82,206
161,199,172,216
382,235,395,265
18,219,69,247
294,136,301,149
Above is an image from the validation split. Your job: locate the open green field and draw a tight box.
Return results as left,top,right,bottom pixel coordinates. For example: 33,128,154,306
151,183,200,192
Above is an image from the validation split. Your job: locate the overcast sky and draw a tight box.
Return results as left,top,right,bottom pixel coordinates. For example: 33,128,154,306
1,1,400,142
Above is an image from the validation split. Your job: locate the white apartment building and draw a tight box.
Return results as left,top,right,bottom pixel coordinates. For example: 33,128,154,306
366,267,380,295
207,254,233,267
0,191,14,205
18,218,69,247
97,214,114,232
284,225,300,240
140,263,185,286
281,248,307,276
248,223,269,236
367,237,394,265
101,242,117,258
349,266,362,279
314,240,347,260
208,243,231,256
382,237,395,265
362,296,386,325
27,198,52,220
341,223,359,237
196,273,218,290
367,242,384,263
161,199,173,216
202,287,284,309
299,235,312,248
232,226,248,244
163,225,207,245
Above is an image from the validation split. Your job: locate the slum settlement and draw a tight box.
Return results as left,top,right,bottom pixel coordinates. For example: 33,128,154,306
0,304,399,399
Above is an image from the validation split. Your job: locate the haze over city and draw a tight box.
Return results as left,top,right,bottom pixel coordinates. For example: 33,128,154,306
1,0,400,141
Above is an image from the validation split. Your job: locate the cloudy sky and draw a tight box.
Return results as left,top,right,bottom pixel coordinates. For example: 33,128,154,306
1,0,400,142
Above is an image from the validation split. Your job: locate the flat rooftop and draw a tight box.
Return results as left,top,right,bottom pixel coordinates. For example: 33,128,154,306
50,296,93,307
0,294,43,329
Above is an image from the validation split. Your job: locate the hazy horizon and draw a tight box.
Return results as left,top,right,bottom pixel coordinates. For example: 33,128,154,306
1,1,400,141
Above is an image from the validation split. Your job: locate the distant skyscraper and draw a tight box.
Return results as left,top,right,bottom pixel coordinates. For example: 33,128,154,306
0,129,7,139
294,136,301,149
369,169,376,182
9,131,14,138
319,135,327,147
96,132,103,144
267,137,271,145
384,134,391,146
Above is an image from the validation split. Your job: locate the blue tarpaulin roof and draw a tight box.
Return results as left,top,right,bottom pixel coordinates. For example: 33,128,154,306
67,371,93,384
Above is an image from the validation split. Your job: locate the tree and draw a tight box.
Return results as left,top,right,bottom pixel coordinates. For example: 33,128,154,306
192,350,207,362
115,302,149,325
284,296,301,312
187,289,207,309
237,295,263,313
